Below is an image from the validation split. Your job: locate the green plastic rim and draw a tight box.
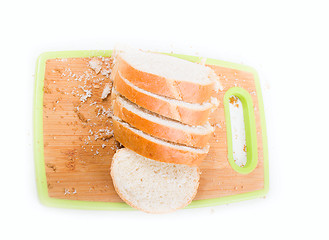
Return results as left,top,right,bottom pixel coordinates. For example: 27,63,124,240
34,50,269,210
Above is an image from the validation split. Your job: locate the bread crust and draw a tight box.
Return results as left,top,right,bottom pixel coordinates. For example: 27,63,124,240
112,93,212,148
113,68,212,126
116,56,215,104
112,119,209,166
110,148,200,214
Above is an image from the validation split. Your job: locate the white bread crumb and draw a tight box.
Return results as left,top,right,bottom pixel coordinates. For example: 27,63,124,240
89,58,102,74
101,83,112,100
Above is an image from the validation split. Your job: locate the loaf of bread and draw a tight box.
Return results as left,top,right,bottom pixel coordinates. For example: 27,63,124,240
109,46,222,213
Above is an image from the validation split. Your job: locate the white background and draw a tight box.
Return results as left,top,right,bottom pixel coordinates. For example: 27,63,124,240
1,0,328,239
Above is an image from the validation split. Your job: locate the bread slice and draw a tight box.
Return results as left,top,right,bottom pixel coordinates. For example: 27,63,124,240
112,116,210,166
111,90,214,148
111,148,200,213
112,66,217,126
113,46,221,104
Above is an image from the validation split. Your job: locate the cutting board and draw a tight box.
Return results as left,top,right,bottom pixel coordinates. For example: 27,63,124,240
34,50,269,210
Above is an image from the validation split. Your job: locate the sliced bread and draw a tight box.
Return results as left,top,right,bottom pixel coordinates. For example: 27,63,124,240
111,148,200,213
113,46,221,103
112,67,217,126
112,116,210,166
111,91,214,148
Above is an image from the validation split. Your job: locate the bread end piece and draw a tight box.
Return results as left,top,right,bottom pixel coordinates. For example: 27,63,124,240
111,148,200,213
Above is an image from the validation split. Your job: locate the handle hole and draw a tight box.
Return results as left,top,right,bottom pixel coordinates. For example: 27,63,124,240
228,95,247,167
224,87,258,174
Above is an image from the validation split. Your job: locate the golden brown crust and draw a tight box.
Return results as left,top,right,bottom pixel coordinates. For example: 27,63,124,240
110,149,200,214
112,93,212,148
113,68,212,126
116,56,215,104
112,119,208,166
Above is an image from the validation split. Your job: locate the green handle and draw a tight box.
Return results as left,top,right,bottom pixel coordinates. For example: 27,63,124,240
223,87,258,174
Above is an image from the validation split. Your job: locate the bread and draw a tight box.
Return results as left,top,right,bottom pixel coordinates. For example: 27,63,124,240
110,148,200,213
112,67,216,126
113,46,221,103
109,46,221,213
112,116,210,166
111,90,214,148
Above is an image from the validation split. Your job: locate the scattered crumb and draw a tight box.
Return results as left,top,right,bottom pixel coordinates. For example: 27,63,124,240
243,145,247,152
75,110,88,123
89,58,102,74
44,85,52,94
65,157,76,171
64,188,70,195
79,86,92,103
101,69,111,77
64,188,77,195
46,163,56,172
229,95,238,105
101,83,112,100
265,81,270,90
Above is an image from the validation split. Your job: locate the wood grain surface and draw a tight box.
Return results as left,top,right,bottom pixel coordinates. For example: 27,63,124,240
42,57,264,202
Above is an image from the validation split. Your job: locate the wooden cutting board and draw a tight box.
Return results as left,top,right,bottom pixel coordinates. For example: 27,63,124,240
34,50,268,210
